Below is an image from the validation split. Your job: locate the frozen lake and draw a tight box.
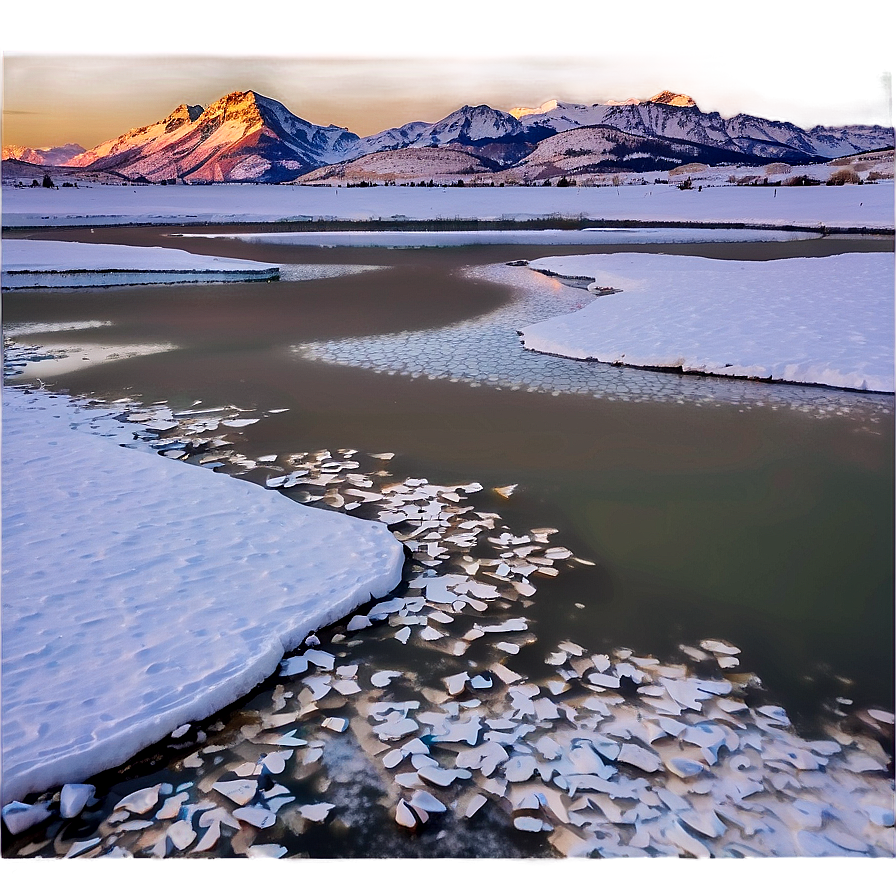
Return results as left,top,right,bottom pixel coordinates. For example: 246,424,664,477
2,227,893,857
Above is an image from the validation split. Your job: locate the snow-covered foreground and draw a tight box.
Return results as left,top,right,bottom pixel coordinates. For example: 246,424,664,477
518,253,894,393
1,239,279,288
2,182,891,231
1,387,404,805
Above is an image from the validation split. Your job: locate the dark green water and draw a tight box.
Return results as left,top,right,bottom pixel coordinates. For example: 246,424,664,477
3,229,893,734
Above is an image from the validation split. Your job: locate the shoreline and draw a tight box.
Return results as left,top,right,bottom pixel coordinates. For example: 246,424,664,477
2,380,892,857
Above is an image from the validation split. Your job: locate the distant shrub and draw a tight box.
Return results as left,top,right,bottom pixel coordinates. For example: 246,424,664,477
866,170,891,182
41,174,54,188
677,177,693,190
782,175,822,186
827,169,861,185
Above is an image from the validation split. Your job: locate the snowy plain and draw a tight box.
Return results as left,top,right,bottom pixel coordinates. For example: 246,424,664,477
188,226,816,249
1,387,404,805
518,253,894,393
2,182,892,231
1,239,279,288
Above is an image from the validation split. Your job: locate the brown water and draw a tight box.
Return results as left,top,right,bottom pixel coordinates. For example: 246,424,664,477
3,228,893,728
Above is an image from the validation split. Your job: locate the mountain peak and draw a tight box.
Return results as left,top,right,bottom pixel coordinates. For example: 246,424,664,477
649,91,697,107
509,99,559,119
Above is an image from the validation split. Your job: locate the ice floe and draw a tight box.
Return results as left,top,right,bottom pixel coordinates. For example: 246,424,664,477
1,239,279,288
1,387,403,804
518,253,894,392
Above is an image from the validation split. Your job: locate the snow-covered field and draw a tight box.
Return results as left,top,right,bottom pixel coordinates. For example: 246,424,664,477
189,227,815,249
1,239,279,288
1,387,404,805
2,182,892,231
517,254,894,393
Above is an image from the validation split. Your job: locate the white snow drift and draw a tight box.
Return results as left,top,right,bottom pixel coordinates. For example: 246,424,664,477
1,387,404,805
518,253,894,392
1,239,279,288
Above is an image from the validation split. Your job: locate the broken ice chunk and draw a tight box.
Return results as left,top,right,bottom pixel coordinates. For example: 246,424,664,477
213,780,258,807
113,784,164,815
64,837,102,858
299,803,335,822
168,819,197,851
1,801,52,835
321,717,349,733
371,670,402,688
395,799,418,829
665,758,705,779
494,485,518,498
304,649,335,670
410,791,447,814
280,655,310,677
699,639,740,656
444,672,469,695
60,783,95,819
232,806,276,829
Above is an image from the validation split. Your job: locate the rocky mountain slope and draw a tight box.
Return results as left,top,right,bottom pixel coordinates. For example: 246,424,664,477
5,88,892,185
1,143,85,166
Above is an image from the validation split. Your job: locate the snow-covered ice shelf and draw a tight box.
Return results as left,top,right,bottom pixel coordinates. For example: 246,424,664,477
0,387,403,805
519,253,894,393
1,239,279,288
2,183,891,231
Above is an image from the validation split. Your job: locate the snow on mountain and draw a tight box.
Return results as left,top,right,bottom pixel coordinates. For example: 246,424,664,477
410,104,525,147
514,91,891,161
2,143,85,166
65,91,362,183
805,125,895,157
17,88,891,186
500,125,803,184
348,121,432,159
648,91,697,107
508,99,559,118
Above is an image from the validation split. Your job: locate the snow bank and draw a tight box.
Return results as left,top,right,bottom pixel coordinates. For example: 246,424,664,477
192,227,812,249
1,239,279,288
1,387,404,805
2,182,891,231
519,253,894,392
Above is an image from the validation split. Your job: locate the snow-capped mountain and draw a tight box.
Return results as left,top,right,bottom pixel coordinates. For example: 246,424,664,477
348,121,432,158
513,91,892,161
65,91,363,183
2,143,85,166
805,125,895,157
12,88,892,185
409,104,524,146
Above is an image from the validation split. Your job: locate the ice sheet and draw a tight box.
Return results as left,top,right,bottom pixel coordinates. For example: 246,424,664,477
519,253,894,392
1,387,403,804
1,239,279,288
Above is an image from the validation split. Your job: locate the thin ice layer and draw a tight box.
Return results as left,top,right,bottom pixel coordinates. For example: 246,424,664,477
1,239,279,288
1,387,403,805
519,253,894,392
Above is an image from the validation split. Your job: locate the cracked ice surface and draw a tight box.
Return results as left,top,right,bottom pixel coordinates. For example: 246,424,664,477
295,262,894,420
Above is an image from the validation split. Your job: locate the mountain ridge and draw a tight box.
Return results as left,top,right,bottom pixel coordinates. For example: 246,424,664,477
4,88,892,185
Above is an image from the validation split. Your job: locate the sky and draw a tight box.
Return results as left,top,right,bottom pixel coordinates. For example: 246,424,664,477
2,0,893,151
